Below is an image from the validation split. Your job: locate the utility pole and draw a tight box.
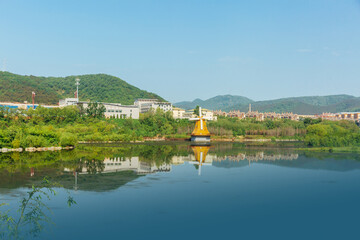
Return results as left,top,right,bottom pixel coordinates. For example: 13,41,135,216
75,78,80,102
32,92,36,109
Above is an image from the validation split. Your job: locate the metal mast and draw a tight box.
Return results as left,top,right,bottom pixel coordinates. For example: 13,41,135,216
32,92,36,109
75,78,80,102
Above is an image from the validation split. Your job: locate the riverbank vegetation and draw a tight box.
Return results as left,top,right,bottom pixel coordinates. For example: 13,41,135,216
0,105,359,149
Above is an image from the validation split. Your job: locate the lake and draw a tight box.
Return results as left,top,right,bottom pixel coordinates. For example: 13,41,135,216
1,142,360,239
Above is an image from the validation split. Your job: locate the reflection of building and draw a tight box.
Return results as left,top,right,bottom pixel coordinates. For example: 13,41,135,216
65,157,171,175
215,153,299,162
171,155,190,165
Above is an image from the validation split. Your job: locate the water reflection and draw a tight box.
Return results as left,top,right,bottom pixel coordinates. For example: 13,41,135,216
0,178,76,240
189,146,211,175
1,143,360,192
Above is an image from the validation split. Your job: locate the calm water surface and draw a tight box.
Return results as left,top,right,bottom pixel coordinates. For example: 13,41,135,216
1,143,360,239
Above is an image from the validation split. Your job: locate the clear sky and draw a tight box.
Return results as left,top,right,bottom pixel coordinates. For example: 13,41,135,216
1,0,360,103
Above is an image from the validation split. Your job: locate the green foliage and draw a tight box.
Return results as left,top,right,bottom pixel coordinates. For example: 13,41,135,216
0,178,76,239
0,103,359,149
194,105,200,116
0,72,164,105
304,120,360,147
303,117,322,126
86,102,106,118
60,133,78,147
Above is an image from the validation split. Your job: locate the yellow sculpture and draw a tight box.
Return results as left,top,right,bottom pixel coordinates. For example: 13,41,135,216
190,107,211,142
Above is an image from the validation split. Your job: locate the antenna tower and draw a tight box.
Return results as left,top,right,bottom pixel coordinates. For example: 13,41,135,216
75,78,80,102
32,92,36,109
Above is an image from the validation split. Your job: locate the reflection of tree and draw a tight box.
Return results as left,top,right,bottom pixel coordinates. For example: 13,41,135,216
78,159,105,174
0,178,76,239
139,145,176,166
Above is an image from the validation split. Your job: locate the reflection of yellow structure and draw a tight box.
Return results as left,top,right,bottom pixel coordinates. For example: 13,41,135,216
190,107,211,142
192,146,210,162
190,145,211,175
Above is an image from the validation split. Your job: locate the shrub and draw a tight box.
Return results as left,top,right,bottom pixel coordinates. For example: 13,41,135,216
21,135,48,148
60,133,78,147
12,139,21,148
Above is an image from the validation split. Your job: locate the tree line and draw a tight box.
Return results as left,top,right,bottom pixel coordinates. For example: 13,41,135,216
0,105,360,148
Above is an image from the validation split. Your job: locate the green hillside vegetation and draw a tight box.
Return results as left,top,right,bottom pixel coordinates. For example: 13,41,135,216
175,94,360,114
0,71,164,105
175,95,254,110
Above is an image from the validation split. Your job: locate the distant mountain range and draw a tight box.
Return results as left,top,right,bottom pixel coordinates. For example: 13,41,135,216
175,94,360,114
0,72,164,105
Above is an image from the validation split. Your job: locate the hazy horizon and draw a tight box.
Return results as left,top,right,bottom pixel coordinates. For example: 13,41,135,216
1,0,359,102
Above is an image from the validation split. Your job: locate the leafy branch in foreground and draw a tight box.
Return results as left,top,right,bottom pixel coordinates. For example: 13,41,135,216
0,177,76,240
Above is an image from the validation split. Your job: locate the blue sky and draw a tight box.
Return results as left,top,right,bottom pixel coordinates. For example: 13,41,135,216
1,0,360,103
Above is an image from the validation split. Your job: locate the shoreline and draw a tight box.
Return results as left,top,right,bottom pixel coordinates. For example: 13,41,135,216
0,146,75,153
2,138,359,154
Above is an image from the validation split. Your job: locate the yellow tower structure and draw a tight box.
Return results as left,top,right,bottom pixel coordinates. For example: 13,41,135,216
190,107,211,142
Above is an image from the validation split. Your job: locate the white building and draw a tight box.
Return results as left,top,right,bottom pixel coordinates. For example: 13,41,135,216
201,108,217,121
172,107,186,119
134,99,173,113
80,102,139,119
59,98,79,107
173,108,217,121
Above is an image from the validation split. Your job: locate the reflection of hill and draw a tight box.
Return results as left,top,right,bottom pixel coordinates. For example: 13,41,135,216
53,171,141,192
212,153,299,168
262,156,360,172
0,168,62,193
211,153,360,172
2,143,360,193
212,159,250,168
0,169,141,193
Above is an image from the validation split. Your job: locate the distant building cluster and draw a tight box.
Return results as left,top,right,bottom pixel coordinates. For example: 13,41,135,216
318,112,360,121
213,104,299,121
172,107,217,121
212,104,360,122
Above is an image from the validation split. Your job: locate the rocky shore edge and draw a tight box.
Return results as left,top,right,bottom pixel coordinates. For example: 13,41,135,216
0,146,75,153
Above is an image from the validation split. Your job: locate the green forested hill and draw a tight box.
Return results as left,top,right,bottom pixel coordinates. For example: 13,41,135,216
175,94,360,114
0,72,164,105
175,95,254,110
